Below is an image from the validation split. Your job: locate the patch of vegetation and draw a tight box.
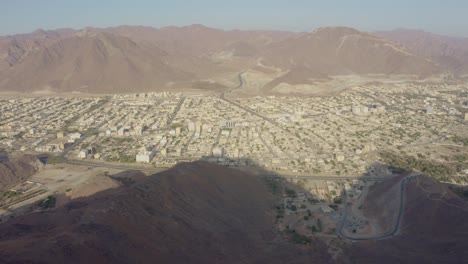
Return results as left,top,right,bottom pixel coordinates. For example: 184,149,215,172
119,154,136,163
39,195,56,209
115,137,133,143
380,152,457,181
80,143,90,150
333,197,342,204
452,136,468,146
275,205,285,220
316,219,323,232
287,229,312,245
108,154,136,163
285,188,297,198
264,178,280,195
3,190,19,199
448,186,468,201
46,155,66,164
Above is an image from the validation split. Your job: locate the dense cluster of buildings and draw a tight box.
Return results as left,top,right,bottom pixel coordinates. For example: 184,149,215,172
0,83,467,176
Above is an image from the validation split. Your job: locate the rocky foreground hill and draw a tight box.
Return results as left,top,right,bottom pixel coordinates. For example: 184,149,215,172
0,161,467,263
345,175,468,264
0,155,42,192
0,162,331,264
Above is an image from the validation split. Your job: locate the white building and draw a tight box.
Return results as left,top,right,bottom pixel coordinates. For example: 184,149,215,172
78,150,89,159
187,121,195,131
352,105,361,115
136,150,156,163
212,147,224,158
360,106,369,115
160,148,167,157
134,126,143,136
69,132,82,140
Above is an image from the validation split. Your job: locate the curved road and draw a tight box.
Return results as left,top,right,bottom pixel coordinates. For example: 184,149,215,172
220,72,244,100
337,174,416,241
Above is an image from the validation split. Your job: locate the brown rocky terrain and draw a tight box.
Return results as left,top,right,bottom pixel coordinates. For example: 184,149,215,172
0,155,42,192
0,28,75,72
0,25,448,94
1,159,467,263
345,175,468,264
376,29,468,76
0,31,193,93
0,162,332,264
260,27,439,91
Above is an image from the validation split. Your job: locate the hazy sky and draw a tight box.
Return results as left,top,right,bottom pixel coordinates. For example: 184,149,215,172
2,0,467,36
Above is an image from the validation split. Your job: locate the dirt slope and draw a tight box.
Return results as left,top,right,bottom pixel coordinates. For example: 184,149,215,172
345,175,468,264
0,161,332,264
0,25,445,94
376,29,468,76
0,32,193,93
0,155,42,192
260,27,439,90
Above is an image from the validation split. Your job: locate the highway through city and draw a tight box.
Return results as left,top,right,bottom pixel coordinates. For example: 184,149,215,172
56,157,390,181
337,174,416,241
62,158,167,174
167,96,186,126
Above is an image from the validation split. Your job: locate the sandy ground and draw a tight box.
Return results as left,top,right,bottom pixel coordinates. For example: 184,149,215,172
0,164,125,220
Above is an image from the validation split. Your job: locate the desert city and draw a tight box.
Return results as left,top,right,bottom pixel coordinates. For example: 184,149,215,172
0,1,468,264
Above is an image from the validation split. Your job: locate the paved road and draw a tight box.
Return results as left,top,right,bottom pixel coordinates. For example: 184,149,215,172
220,72,330,150
63,159,167,174
220,72,244,99
264,174,389,181
57,158,389,181
167,96,186,126
337,174,417,241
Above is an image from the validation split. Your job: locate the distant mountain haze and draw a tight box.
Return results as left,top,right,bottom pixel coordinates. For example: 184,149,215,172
376,29,468,76
0,25,463,94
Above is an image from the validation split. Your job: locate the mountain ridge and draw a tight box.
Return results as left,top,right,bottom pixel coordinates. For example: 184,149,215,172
0,25,454,94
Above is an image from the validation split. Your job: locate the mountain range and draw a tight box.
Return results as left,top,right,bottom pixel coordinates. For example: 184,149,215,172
0,25,467,94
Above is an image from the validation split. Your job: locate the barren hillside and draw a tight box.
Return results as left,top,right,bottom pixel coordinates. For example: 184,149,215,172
0,25,448,94
0,31,193,93
346,175,468,264
0,155,42,192
376,29,468,76
0,162,332,264
259,27,439,91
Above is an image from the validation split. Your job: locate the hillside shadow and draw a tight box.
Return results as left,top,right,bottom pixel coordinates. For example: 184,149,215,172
0,155,410,239
0,155,408,222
